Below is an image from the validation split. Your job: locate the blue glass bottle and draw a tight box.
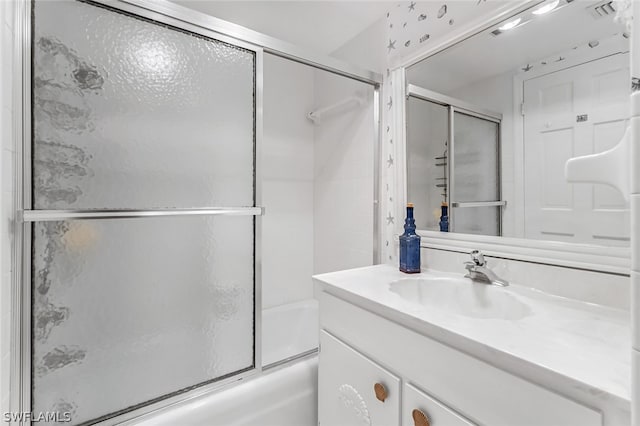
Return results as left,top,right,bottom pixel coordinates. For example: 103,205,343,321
439,202,449,232
399,203,421,273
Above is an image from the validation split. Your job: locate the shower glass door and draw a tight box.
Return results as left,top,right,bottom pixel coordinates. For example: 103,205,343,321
406,87,503,236
451,110,502,235
28,1,260,424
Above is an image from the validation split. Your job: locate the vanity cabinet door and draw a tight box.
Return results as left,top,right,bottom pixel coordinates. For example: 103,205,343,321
402,383,475,426
319,330,401,426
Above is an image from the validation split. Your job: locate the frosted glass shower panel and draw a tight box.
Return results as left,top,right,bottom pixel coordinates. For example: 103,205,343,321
452,112,500,202
453,206,500,236
32,1,256,209
31,216,255,424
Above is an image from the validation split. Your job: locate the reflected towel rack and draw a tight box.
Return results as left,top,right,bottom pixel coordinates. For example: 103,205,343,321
307,94,365,124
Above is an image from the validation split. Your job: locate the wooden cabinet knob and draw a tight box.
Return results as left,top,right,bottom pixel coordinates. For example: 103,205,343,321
374,382,387,402
412,409,430,426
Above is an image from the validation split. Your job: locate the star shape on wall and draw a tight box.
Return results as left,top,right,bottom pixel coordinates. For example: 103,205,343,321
408,1,416,11
387,97,393,109
387,155,394,167
437,5,447,19
386,212,395,225
387,39,396,52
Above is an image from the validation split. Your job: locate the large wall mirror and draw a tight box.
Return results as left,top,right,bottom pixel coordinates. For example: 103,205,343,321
406,0,630,248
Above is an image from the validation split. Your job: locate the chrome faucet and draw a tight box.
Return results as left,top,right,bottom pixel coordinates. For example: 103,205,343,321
464,250,509,287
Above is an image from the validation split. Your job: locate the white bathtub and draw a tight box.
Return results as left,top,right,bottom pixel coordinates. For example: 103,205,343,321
262,298,319,366
128,299,319,426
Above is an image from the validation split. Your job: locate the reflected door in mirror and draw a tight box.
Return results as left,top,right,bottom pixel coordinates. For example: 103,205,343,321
523,53,630,245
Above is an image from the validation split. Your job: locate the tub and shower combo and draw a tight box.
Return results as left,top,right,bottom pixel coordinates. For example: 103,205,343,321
132,301,320,426
12,0,379,425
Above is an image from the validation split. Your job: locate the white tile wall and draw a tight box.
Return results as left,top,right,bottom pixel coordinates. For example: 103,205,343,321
313,68,375,275
0,0,14,420
262,54,315,310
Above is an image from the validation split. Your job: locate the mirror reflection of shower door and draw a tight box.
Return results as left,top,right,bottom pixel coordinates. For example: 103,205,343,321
450,110,502,236
406,93,503,235
29,1,260,424
406,97,450,231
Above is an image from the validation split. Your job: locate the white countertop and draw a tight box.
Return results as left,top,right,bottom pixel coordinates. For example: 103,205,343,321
313,264,630,410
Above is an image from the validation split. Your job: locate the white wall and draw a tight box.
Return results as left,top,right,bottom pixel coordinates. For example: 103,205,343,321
262,54,315,310
313,70,374,274
262,50,377,300
331,17,387,74
0,0,15,420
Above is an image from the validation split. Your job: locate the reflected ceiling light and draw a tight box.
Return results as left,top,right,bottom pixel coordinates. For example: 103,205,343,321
498,17,522,31
532,0,560,15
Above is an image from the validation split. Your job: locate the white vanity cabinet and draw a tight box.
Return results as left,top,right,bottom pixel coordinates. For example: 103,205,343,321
319,331,400,426
319,328,474,426
317,291,607,426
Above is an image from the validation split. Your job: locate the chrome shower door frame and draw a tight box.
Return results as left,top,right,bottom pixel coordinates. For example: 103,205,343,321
12,1,383,425
16,1,265,424
449,107,503,235
405,84,503,235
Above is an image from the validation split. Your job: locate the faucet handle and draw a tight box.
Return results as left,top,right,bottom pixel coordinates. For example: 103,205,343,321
470,250,486,266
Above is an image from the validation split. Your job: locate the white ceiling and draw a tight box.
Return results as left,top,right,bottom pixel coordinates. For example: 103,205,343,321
170,1,396,54
407,0,628,93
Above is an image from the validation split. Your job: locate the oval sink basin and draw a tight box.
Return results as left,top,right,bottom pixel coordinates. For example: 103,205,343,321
389,277,532,320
